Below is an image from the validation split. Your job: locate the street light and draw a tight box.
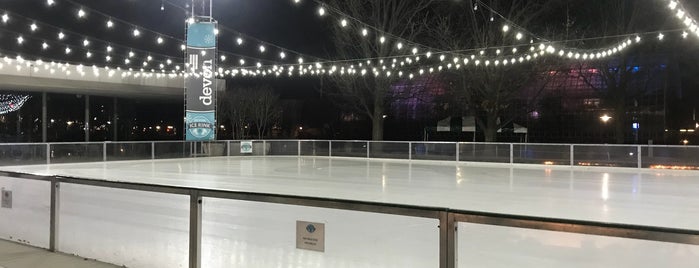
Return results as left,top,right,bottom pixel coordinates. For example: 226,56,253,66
600,114,612,123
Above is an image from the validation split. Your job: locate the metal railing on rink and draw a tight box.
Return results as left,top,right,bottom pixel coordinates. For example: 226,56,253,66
0,140,698,169
0,140,699,267
0,170,698,268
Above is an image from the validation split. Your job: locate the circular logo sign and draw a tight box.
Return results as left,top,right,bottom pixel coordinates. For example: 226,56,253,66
306,224,316,234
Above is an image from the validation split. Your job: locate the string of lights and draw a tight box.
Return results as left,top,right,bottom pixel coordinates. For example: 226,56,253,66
0,46,185,80
299,0,445,59
218,29,689,79
0,9,184,69
0,8,294,71
35,0,299,68
666,0,699,39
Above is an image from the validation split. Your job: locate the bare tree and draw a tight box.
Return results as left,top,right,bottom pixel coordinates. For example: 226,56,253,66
326,0,436,140
573,0,667,144
218,86,281,139
249,86,281,139
431,0,565,142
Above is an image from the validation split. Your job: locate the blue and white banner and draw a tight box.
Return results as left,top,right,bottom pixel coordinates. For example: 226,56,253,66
185,20,217,141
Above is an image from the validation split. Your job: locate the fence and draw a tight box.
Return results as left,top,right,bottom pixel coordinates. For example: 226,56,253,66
0,140,698,267
3,140,696,169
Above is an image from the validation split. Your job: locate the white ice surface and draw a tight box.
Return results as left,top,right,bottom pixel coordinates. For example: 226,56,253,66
1,156,698,268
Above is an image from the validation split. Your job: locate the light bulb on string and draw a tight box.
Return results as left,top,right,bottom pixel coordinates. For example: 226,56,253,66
106,20,114,28
259,45,266,53
16,36,24,45
106,45,113,52
157,37,164,44
318,7,326,16
77,8,86,18
83,39,90,47
30,23,38,32
42,42,49,50
658,33,664,40
502,24,510,32
133,28,141,37
1,14,8,24
280,52,286,59
683,31,689,39
58,32,65,40
361,29,368,37
516,32,523,40
236,37,244,45
340,19,348,27
47,0,55,6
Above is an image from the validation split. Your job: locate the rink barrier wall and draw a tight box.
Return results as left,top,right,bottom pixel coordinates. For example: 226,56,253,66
0,169,698,268
1,140,697,169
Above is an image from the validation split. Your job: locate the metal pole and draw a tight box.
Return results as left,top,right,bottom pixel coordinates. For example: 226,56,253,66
49,180,60,252
103,142,107,162
298,140,301,156
151,142,155,159
46,143,51,165
455,143,460,162
328,140,332,157
366,141,370,158
84,95,90,142
439,211,457,268
637,145,642,169
409,142,412,160
510,143,514,164
113,97,118,142
42,92,47,143
189,190,202,268
570,145,575,166
226,140,230,156
263,141,267,156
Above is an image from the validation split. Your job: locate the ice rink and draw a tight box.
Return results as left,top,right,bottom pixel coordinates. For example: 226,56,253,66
1,156,698,267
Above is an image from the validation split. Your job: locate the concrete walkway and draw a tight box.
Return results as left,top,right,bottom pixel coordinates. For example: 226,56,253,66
0,240,118,268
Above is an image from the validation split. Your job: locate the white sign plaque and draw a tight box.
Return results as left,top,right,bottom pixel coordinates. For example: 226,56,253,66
1,189,12,209
240,141,253,154
296,221,325,252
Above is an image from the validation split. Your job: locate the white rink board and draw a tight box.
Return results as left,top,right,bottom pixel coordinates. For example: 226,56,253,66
1,156,699,267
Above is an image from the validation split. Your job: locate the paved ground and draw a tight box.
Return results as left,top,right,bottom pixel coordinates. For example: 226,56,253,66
0,240,118,268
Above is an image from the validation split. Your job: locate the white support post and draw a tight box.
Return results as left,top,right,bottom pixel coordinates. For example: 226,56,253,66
510,144,514,164
298,140,302,156
263,141,267,156
570,145,575,166
637,145,642,169
103,142,107,162
46,143,51,165
49,179,60,252
328,141,332,157
455,143,460,162
366,141,370,158
151,142,155,159
226,140,231,156
409,142,413,160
